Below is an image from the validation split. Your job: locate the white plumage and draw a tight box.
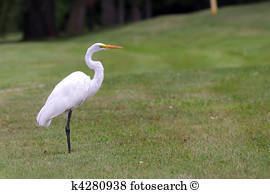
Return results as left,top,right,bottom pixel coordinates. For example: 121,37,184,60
36,71,91,127
36,43,122,153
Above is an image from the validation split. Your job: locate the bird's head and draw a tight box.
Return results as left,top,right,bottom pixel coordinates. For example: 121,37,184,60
90,43,123,52
85,43,123,69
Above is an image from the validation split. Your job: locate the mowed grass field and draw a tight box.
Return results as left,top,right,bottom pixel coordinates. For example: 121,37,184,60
0,2,270,178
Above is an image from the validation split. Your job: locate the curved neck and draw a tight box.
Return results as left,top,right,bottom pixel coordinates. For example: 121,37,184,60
85,47,104,95
85,47,103,70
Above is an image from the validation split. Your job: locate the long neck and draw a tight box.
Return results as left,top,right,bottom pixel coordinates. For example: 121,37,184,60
85,47,104,95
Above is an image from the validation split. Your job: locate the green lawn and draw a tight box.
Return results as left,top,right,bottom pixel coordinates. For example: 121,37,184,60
0,2,270,178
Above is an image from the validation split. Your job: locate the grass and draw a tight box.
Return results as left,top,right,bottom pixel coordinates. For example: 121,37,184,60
0,2,270,178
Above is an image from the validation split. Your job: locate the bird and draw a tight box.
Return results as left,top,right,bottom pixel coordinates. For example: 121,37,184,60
36,43,122,153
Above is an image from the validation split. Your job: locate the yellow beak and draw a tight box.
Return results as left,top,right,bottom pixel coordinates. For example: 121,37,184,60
101,44,123,49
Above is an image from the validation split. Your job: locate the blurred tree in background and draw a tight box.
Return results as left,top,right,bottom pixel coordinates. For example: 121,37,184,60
130,0,142,22
0,0,21,37
66,0,96,35
101,0,117,26
0,0,268,40
118,0,125,24
23,0,57,40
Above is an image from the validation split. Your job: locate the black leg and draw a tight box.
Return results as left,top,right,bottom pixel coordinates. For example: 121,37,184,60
65,110,72,153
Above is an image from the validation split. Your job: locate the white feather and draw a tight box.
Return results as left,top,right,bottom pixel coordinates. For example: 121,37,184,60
36,43,110,127
36,71,91,127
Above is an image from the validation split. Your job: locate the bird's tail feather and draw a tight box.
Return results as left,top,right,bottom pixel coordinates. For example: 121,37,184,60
36,106,52,127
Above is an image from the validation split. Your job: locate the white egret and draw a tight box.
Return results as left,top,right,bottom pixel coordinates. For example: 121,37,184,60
36,43,122,153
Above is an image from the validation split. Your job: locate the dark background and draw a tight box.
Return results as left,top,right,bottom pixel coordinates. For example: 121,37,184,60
0,0,269,40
